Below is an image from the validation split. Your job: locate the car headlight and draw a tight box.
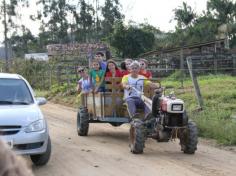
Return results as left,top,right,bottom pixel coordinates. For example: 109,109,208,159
25,119,46,133
172,104,183,111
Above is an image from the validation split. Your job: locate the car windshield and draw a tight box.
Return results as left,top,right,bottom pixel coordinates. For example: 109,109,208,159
0,78,34,105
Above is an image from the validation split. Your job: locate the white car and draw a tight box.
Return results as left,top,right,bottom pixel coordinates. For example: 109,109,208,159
0,73,51,166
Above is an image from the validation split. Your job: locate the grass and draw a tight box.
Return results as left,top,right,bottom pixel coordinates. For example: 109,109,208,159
34,83,78,108
34,89,50,97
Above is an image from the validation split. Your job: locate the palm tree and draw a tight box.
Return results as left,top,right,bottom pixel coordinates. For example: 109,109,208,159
173,2,196,29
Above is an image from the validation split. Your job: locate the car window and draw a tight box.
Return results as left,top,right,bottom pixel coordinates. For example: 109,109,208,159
0,78,34,105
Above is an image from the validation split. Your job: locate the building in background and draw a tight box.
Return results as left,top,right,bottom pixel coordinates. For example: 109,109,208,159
25,53,48,61
0,47,12,60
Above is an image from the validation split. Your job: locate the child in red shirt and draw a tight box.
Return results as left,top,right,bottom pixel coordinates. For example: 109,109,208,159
139,58,152,79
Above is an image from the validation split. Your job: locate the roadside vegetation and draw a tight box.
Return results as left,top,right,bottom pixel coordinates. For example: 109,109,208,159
35,83,77,107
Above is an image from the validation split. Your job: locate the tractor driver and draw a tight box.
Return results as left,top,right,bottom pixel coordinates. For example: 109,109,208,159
121,61,159,118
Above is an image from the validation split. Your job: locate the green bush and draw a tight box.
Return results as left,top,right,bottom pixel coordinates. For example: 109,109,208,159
50,83,77,96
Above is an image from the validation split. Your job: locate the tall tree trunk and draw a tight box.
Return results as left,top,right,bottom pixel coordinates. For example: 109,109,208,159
3,0,9,72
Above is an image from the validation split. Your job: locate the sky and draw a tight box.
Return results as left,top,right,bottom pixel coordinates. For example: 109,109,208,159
120,0,207,31
0,0,208,43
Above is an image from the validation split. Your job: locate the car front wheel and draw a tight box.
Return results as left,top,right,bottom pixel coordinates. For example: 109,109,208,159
30,136,51,166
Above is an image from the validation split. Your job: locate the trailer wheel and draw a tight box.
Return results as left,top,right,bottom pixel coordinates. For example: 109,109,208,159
129,119,145,154
77,107,89,136
179,121,198,154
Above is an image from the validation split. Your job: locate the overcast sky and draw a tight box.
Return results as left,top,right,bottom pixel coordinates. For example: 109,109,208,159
0,0,208,42
120,0,207,31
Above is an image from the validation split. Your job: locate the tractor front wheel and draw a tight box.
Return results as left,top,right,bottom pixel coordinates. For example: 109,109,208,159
179,121,198,154
129,119,145,154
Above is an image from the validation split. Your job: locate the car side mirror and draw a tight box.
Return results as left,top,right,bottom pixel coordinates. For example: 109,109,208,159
35,97,47,106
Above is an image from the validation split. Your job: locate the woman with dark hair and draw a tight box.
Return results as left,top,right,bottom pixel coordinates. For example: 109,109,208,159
105,59,123,78
120,61,129,76
105,59,123,92
120,59,133,76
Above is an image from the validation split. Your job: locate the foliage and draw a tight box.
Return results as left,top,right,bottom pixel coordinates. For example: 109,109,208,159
173,2,196,29
207,0,236,23
101,0,124,38
2,0,236,60
166,0,236,48
9,58,53,89
75,0,95,42
110,21,155,58
10,26,37,57
35,89,49,97
50,83,76,96
207,0,236,47
35,0,74,44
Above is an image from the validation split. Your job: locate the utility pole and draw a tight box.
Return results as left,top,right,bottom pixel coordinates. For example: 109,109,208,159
95,0,99,42
3,0,9,72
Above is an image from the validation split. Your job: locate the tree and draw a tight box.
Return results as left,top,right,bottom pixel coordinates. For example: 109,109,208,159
139,22,166,50
110,22,155,58
207,0,236,23
170,2,197,47
174,2,196,29
109,21,126,57
10,25,37,57
207,0,236,47
188,13,218,43
101,0,124,38
74,0,95,42
0,0,29,71
35,0,75,44
173,2,196,29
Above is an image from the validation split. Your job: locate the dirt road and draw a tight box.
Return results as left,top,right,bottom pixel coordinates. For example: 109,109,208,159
31,102,236,176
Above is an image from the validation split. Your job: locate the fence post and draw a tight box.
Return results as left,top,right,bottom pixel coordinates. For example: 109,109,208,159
187,57,204,110
57,65,62,85
49,66,52,89
66,65,70,87
213,53,217,74
180,48,184,88
233,54,236,76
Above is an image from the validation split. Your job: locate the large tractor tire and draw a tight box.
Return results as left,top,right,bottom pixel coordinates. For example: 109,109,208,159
77,107,89,136
129,119,145,154
179,121,198,154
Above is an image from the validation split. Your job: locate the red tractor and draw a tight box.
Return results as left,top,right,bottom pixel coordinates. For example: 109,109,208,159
129,85,198,154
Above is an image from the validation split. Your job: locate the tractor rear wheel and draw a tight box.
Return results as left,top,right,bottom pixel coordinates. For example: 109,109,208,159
129,119,145,154
179,121,198,154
